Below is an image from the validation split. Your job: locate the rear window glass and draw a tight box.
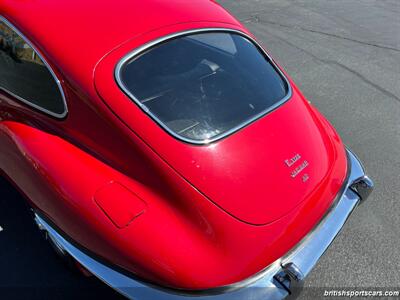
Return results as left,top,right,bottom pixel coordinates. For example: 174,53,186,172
117,31,289,143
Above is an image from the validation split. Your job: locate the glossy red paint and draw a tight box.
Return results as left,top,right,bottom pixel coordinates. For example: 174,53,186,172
0,0,347,291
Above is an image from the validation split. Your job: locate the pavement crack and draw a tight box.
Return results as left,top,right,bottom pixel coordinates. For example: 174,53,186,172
243,14,260,24
266,30,400,103
245,18,400,53
326,61,400,103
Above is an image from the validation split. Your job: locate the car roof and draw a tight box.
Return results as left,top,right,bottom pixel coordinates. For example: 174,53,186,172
1,0,240,93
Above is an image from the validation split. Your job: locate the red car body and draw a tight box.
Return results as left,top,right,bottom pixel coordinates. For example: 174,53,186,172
0,1,372,299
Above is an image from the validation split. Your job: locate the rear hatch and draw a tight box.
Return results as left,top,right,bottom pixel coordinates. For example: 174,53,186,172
94,25,348,225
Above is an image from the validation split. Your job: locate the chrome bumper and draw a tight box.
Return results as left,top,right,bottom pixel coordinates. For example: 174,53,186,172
34,149,373,300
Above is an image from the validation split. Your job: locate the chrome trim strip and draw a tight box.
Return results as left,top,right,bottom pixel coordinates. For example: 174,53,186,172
0,16,68,119
114,28,292,145
34,149,373,300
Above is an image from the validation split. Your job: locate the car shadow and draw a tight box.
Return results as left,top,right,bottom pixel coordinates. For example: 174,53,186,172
0,176,125,300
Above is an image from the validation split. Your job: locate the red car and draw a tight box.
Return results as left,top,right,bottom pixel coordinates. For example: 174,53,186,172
0,1,373,299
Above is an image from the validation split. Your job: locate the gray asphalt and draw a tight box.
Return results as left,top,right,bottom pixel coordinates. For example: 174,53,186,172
1,0,399,299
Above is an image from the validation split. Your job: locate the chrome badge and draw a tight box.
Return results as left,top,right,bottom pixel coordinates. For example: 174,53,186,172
285,153,301,167
291,160,309,178
284,153,310,182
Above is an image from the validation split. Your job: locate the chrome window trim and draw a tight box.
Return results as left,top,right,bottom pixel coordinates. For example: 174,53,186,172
0,15,68,119
115,28,292,145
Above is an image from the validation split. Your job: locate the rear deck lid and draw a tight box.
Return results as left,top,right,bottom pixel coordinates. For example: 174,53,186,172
95,24,348,225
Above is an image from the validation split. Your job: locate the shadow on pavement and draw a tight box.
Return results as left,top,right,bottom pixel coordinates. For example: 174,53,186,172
0,176,125,299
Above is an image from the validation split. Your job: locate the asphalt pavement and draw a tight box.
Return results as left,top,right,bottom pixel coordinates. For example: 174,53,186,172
1,0,399,299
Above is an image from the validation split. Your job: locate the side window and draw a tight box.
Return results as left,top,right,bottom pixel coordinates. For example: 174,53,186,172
0,19,66,117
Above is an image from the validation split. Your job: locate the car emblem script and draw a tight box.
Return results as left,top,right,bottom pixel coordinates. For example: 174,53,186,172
284,153,309,182
284,153,301,167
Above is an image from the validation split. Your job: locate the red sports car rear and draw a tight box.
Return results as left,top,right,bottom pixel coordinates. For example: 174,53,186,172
0,1,373,299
